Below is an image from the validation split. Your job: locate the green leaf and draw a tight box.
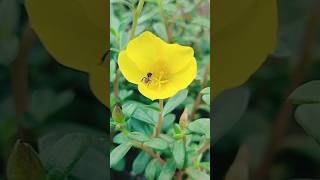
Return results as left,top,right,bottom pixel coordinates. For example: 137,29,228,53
213,87,249,143
70,147,108,180
202,94,210,105
113,133,129,144
122,101,138,117
295,103,320,144
132,106,158,125
7,140,46,180
185,167,210,180
145,159,161,180
153,22,168,41
41,133,92,175
289,80,320,104
110,142,132,167
132,152,151,175
162,113,176,131
163,89,188,115
29,89,75,122
128,131,150,142
159,159,176,180
110,60,116,81
143,138,168,150
112,158,125,172
200,87,210,94
172,140,185,169
188,118,210,139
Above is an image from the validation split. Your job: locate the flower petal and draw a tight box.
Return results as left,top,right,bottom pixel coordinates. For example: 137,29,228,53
138,82,178,101
26,0,106,72
125,31,166,71
163,44,195,74
89,64,107,106
213,0,277,97
118,51,145,84
169,57,197,90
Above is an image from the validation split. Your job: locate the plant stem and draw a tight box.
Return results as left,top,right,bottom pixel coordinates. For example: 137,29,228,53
254,3,320,179
197,139,210,155
158,0,172,42
190,64,210,120
154,99,164,137
113,69,121,98
10,27,35,144
130,0,145,40
113,0,145,99
138,143,165,164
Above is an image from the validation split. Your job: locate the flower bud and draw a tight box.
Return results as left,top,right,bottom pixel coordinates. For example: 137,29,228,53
179,108,189,129
7,140,46,180
112,104,125,124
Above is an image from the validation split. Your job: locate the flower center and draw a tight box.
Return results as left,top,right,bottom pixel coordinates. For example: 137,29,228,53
142,70,169,89
153,71,169,88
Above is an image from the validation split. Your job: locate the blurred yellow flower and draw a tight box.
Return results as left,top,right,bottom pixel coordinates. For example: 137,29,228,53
213,0,277,97
118,31,197,100
26,0,108,106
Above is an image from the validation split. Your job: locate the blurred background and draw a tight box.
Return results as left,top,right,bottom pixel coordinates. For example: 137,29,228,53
0,0,107,179
213,0,320,179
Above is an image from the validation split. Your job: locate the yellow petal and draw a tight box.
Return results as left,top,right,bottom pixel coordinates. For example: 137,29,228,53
163,44,195,74
118,51,146,84
125,31,166,71
213,0,255,34
213,0,277,97
170,57,197,90
138,81,178,101
89,64,107,106
26,0,107,72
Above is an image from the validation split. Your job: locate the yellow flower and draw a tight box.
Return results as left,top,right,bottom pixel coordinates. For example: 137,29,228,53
118,31,197,100
25,0,108,106
213,0,277,97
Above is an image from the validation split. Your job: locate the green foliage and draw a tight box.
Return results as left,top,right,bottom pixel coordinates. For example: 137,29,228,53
172,140,185,169
163,89,188,116
110,0,210,178
290,81,320,145
158,159,176,180
110,142,132,167
132,152,151,175
212,87,249,143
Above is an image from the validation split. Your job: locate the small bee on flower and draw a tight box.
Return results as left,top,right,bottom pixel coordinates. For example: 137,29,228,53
141,72,152,85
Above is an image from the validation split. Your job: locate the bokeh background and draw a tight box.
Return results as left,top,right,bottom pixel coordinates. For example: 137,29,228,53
213,0,320,179
0,0,107,179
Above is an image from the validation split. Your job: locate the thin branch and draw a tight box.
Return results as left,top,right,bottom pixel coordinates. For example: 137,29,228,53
130,0,145,40
190,64,210,120
158,0,172,42
139,143,165,164
113,69,121,98
154,99,164,137
254,3,320,179
197,139,210,155
10,27,35,143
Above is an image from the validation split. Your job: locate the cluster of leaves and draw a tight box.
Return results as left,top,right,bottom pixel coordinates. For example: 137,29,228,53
110,0,210,179
110,90,210,179
289,81,320,146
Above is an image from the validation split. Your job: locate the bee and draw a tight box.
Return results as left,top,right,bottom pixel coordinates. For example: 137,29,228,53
141,72,152,85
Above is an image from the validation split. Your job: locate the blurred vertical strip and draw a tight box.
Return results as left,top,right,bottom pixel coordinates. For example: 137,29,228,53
106,0,111,179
